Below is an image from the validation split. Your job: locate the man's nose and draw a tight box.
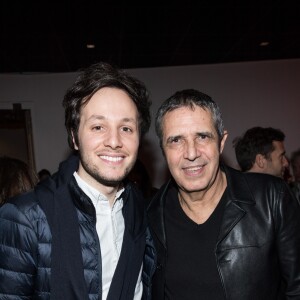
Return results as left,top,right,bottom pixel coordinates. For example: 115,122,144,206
283,156,289,167
183,140,199,161
104,129,122,149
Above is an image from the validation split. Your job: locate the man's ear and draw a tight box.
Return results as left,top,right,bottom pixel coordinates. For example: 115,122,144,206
255,153,266,169
220,130,228,154
71,131,79,150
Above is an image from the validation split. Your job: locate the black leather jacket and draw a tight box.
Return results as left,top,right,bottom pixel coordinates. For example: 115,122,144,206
147,165,300,299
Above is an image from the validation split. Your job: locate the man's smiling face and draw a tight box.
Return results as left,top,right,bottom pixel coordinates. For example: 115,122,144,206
162,105,227,194
73,87,140,189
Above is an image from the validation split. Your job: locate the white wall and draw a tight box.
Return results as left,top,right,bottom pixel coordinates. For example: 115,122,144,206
1,59,299,187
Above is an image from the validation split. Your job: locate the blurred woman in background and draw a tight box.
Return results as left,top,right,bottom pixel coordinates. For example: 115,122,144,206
0,156,38,205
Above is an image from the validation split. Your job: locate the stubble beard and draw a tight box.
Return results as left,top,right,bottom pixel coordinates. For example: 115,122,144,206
80,152,136,187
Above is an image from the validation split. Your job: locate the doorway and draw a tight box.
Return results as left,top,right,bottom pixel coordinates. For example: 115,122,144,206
0,103,36,171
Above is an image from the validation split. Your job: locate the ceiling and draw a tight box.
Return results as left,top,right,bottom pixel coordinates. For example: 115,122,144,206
1,1,299,74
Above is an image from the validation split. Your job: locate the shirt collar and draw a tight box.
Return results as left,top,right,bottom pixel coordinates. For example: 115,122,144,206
73,171,124,207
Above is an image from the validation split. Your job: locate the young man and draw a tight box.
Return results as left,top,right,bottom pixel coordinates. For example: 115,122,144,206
0,62,153,299
147,89,300,299
233,126,289,178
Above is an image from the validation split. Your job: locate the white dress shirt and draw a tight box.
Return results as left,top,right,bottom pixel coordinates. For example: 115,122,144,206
74,172,143,299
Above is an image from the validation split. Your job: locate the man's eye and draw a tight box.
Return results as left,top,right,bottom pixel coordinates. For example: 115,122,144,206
198,133,213,140
122,127,132,132
92,125,102,131
169,137,181,144
196,133,213,144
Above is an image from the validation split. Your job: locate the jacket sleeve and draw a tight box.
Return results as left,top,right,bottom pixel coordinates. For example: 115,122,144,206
276,182,300,298
0,200,38,299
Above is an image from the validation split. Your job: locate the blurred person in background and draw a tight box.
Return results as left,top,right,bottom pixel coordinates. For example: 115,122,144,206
233,126,289,178
0,156,37,205
128,158,158,205
290,148,300,204
38,168,51,182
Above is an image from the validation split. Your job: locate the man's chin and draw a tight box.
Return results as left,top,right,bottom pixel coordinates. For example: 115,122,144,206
101,179,123,187
81,158,133,187
95,175,125,187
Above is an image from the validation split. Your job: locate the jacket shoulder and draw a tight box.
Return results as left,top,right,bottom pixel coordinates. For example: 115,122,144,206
0,185,51,229
0,188,52,298
225,165,287,194
224,165,298,214
1,190,38,216
243,171,290,196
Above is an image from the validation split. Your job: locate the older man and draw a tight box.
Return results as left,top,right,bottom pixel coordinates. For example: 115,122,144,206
147,89,300,299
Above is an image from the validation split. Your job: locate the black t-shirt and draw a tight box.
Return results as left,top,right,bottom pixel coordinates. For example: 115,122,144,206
165,185,227,300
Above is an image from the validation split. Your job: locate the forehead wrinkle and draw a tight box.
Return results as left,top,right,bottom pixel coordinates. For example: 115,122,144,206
86,114,105,121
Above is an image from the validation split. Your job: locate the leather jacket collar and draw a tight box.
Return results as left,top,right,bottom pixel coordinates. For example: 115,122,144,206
147,164,256,249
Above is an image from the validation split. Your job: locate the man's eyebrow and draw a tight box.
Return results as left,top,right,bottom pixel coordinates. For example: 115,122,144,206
122,117,137,124
86,115,136,123
196,131,214,138
166,131,214,142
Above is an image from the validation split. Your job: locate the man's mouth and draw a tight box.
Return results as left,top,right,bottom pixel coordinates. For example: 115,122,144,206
183,165,205,175
100,155,123,162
